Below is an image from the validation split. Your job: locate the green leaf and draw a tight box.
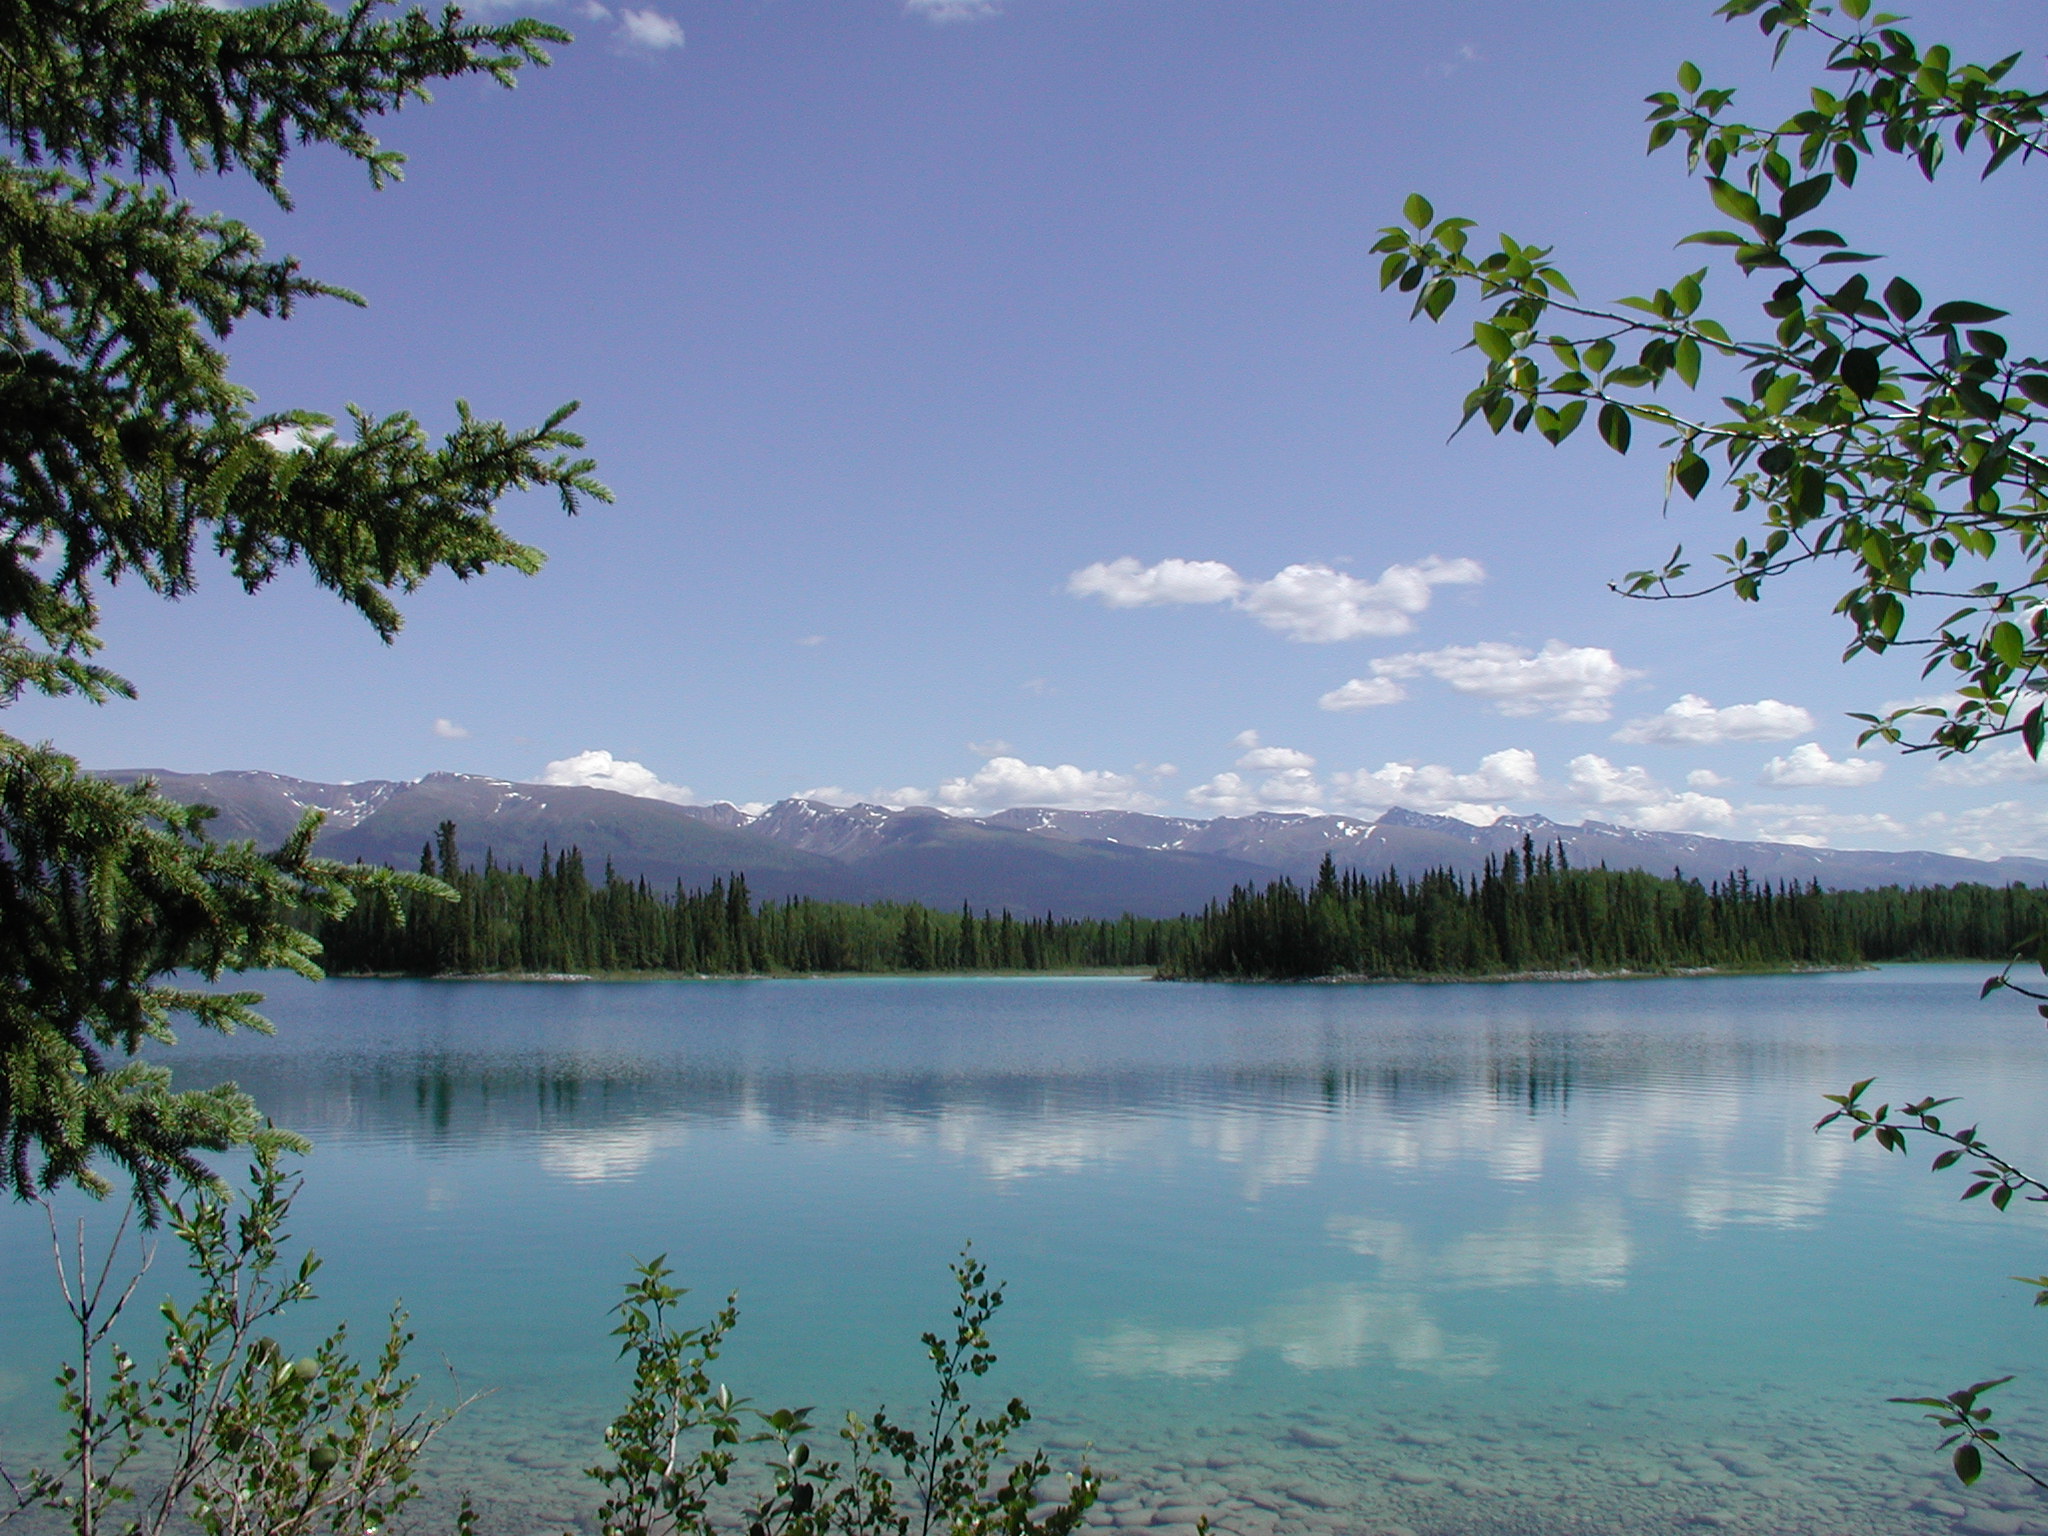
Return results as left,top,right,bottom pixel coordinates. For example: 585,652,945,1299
1678,229,1748,247
1927,300,2010,326
1708,178,1763,228
1675,336,1702,388
1881,277,1922,320
2015,375,2048,409
1404,193,1435,230
1989,621,2027,668
1840,348,1881,399
1777,175,1832,220
1675,452,1710,499
1678,60,1702,94
1472,322,1513,363
1954,1444,1982,1485
1598,402,1632,455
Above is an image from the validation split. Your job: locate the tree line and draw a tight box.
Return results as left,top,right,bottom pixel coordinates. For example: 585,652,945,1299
313,822,2048,981
315,823,1181,975
1167,837,2048,980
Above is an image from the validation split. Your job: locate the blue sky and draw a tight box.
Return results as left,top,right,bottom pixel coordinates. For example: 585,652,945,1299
21,0,2048,856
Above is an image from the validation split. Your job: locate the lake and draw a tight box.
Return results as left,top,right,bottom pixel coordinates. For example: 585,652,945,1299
4,968,2047,1535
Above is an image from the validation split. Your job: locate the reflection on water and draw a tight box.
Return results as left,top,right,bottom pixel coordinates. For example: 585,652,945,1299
3,969,2046,1536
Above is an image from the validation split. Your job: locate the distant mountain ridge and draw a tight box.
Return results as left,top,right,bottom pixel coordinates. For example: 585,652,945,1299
99,768,2048,919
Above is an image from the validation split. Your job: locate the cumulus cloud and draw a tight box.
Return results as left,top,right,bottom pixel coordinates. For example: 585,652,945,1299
930,757,1156,814
1187,767,1325,816
1237,745,1316,771
617,7,683,47
1928,746,2048,787
1566,755,1734,831
432,717,471,740
1326,748,1543,825
1613,693,1814,745
1921,800,2048,860
1317,675,1408,711
540,749,695,805
1746,806,1913,850
1067,555,1484,642
1070,557,1243,609
1687,768,1731,789
1759,743,1885,788
1363,640,1641,723
1241,559,1486,642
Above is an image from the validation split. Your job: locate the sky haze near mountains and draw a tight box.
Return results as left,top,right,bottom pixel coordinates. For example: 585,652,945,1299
16,2,2047,858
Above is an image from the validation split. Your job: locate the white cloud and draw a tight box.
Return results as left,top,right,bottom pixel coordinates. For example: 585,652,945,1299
905,0,1000,18
1241,558,1486,642
790,785,858,806
432,717,471,740
1368,640,1641,723
1068,557,1243,609
1746,805,1912,849
1237,745,1316,771
540,749,695,805
796,634,825,647
1921,800,2048,860
1067,555,1484,643
1565,754,1668,808
1613,693,1814,745
254,422,332,454
617,7,683,47
929,757,1156,814
1318,675,1409,712
1759,743,1885,788
1327,748,1543,824
966,738,1013,758
1187,769,1325,816
1230,728,1261,749
1565,755,1734,831
1928,746,2048,787
1686,768,1731,789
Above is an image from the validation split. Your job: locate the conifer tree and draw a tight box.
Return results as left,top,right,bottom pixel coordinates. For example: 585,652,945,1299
1,0,605,1207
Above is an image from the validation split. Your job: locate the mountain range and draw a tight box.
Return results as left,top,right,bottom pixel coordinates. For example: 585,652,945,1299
100,768,2048,919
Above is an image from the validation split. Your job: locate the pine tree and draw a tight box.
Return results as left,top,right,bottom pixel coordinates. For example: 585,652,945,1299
0,0,604,1207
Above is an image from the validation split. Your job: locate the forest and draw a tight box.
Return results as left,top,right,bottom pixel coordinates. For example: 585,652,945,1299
310,822,2048,982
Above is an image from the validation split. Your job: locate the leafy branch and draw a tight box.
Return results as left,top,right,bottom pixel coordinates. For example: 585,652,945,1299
1371,0,2048,760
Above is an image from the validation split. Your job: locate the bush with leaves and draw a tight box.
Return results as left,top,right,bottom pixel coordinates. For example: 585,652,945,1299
1,1162,1101,1536
1,1149,462,1536
590,1245,1099,1536
1373,0,2048,760
1373,0,2048,1492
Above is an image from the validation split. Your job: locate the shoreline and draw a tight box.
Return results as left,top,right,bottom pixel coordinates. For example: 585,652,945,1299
323,961,1884,985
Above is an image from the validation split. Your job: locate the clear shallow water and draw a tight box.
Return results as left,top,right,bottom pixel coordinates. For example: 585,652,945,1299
5,968,2048,1535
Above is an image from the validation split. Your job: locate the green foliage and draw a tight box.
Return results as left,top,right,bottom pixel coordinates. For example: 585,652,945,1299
3,1162,1102,1536
1166,843,2048,981
589,1246,1099,1536
1370,1,2048,760
0,738,450,1214
3,1147,457,1536
0,0,612,1205
317,833,1186,976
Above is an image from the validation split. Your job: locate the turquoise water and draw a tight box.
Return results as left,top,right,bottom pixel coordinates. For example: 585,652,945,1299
5,968,2048,1534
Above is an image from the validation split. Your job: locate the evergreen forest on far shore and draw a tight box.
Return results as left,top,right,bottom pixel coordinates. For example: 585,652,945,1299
310,822,2048,983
